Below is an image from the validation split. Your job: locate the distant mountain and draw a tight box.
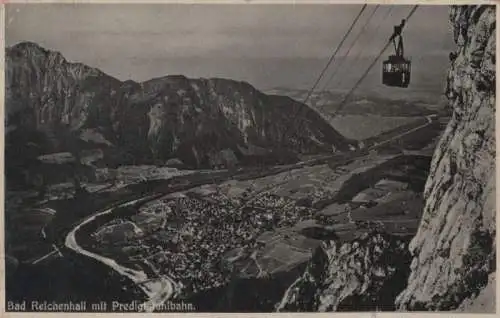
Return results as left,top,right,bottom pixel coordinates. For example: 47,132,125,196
265,88,444,117
5,42,355,174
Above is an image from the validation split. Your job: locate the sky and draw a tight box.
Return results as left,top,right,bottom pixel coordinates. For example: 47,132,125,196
6,3,455,96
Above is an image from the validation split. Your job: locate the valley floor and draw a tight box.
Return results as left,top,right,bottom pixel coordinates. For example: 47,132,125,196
5,111,448,312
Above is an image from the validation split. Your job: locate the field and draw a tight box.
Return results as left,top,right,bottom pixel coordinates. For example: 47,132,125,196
328,115,421,140
214,150,433,283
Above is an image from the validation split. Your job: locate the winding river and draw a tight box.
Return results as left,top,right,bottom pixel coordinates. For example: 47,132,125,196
64,194,178,312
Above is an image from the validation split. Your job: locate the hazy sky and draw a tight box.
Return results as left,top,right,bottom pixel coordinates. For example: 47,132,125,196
6,4,455,93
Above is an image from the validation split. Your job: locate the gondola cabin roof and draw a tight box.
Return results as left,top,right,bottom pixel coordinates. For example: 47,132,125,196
384,55,411,64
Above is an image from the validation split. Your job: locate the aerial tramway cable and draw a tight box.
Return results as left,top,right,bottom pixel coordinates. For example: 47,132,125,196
275,4,371,184
300,4,368,106
318,5,380,96
329,6,394,93
334,5,419,115
279,4,368,147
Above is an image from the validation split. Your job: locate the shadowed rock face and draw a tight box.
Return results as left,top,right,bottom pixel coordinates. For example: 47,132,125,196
5,42,354,170
396,5,496,311
276,232,412,312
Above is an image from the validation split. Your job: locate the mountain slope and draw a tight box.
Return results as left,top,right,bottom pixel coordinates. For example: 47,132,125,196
5,42,354,171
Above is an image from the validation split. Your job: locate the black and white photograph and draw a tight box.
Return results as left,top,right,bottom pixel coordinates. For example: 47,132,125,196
3,2,496,313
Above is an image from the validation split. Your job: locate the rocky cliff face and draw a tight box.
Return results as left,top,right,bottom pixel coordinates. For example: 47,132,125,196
396,5,496,311
277,5,495,312
277,232,412,312
6,42,353,172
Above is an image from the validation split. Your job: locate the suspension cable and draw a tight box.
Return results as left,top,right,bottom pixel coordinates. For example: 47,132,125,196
274,5,370,182
333,5,419,115
331,5,394,92
278,4,368,143
301,4,368,106
319,5,380,95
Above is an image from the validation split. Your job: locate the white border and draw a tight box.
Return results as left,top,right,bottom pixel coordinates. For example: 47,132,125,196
0,1,498,318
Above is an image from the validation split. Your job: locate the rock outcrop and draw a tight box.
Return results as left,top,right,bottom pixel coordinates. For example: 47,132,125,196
277,232,412,312
395,5,496,311
276,154,431,312
5,42,354,173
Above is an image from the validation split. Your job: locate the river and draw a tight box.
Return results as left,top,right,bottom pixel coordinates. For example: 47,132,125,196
64,194,178,312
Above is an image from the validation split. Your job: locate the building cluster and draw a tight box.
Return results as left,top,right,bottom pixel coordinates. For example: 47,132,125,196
93,190,317,294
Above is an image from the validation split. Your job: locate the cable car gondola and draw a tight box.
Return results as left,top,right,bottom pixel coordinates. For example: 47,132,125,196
382,19,411,88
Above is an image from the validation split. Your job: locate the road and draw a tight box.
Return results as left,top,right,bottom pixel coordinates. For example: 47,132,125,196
62,114,437,312
367,115,435,150
31,249,58,265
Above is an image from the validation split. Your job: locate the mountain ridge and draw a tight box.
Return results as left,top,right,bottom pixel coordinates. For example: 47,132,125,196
6,41,355,177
